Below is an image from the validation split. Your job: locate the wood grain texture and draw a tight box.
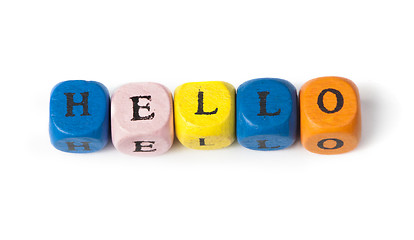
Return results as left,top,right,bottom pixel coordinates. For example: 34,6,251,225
49,80,110,153
174,81,235,150
237,78,298,151
111,82,174,156
300,76,361,154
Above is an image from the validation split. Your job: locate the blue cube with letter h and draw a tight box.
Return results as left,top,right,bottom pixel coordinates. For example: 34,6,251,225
49,80,110,153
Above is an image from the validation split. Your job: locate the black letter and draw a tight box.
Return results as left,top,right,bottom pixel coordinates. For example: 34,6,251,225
317,138,344,150
64,92,90,117
66,142,91,151
256,140,280,149
317,89,344,114
134,141,156,152
195,91,218,115
257,91,281,116
199,138,213,146
130,96,155,121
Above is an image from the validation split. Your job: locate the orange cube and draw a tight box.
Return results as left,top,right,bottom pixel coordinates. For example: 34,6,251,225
300,76,361,154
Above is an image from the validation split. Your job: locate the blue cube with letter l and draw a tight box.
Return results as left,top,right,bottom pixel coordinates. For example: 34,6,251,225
236,78,298,151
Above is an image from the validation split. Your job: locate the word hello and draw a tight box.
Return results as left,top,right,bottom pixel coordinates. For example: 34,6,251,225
49,77,361,156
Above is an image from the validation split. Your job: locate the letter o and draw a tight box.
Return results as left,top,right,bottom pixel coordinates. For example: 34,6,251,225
317,138,344,150
317,88,344,114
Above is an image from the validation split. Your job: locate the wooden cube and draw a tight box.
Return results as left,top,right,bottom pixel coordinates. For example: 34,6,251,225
174,81,235,150
237,78,298,150
300,76,361,154
111,82,174,156
49,80,110,153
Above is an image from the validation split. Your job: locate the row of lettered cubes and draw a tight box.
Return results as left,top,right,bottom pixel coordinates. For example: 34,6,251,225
49,76,361,155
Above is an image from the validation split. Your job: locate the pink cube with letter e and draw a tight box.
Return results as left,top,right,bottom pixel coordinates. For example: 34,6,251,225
111,82,174,156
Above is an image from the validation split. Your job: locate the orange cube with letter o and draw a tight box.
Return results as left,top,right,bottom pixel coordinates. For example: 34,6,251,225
300,76,361,154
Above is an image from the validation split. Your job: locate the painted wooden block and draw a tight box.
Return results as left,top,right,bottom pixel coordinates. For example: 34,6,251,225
300,76,361,154
111,82,174,156
237,78,298,151
174,81,235,150
49,80,110,153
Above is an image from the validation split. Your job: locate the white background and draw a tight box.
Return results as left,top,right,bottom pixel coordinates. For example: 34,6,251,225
1,0,413,239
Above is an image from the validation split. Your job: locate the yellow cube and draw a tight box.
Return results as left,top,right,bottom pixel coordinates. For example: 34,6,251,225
174,81,236,150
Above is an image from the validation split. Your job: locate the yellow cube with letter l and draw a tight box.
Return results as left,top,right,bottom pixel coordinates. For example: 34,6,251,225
174,81,236,150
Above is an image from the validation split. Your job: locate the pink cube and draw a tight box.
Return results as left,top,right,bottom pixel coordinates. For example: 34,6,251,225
111,82,174,156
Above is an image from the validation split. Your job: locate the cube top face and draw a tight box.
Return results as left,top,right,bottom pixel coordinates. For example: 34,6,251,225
111,82,172,133
111,82,174,156
300,76,361,154
49,80,110,153
174,81,236,150
237,78,298,150
237,78,296,129
301,77,359,127
174,81,235,126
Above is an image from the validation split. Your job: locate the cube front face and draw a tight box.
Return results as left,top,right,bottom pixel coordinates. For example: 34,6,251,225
237,78,298,151
111,82,174,156
174,81,236,150
300,76,361,154
49,80,110,153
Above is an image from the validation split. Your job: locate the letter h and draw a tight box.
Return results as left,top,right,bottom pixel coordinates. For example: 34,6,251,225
64,92,90,117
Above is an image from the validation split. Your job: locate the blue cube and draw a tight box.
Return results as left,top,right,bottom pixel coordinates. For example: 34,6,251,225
237,78,298,150
49,80,110,153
